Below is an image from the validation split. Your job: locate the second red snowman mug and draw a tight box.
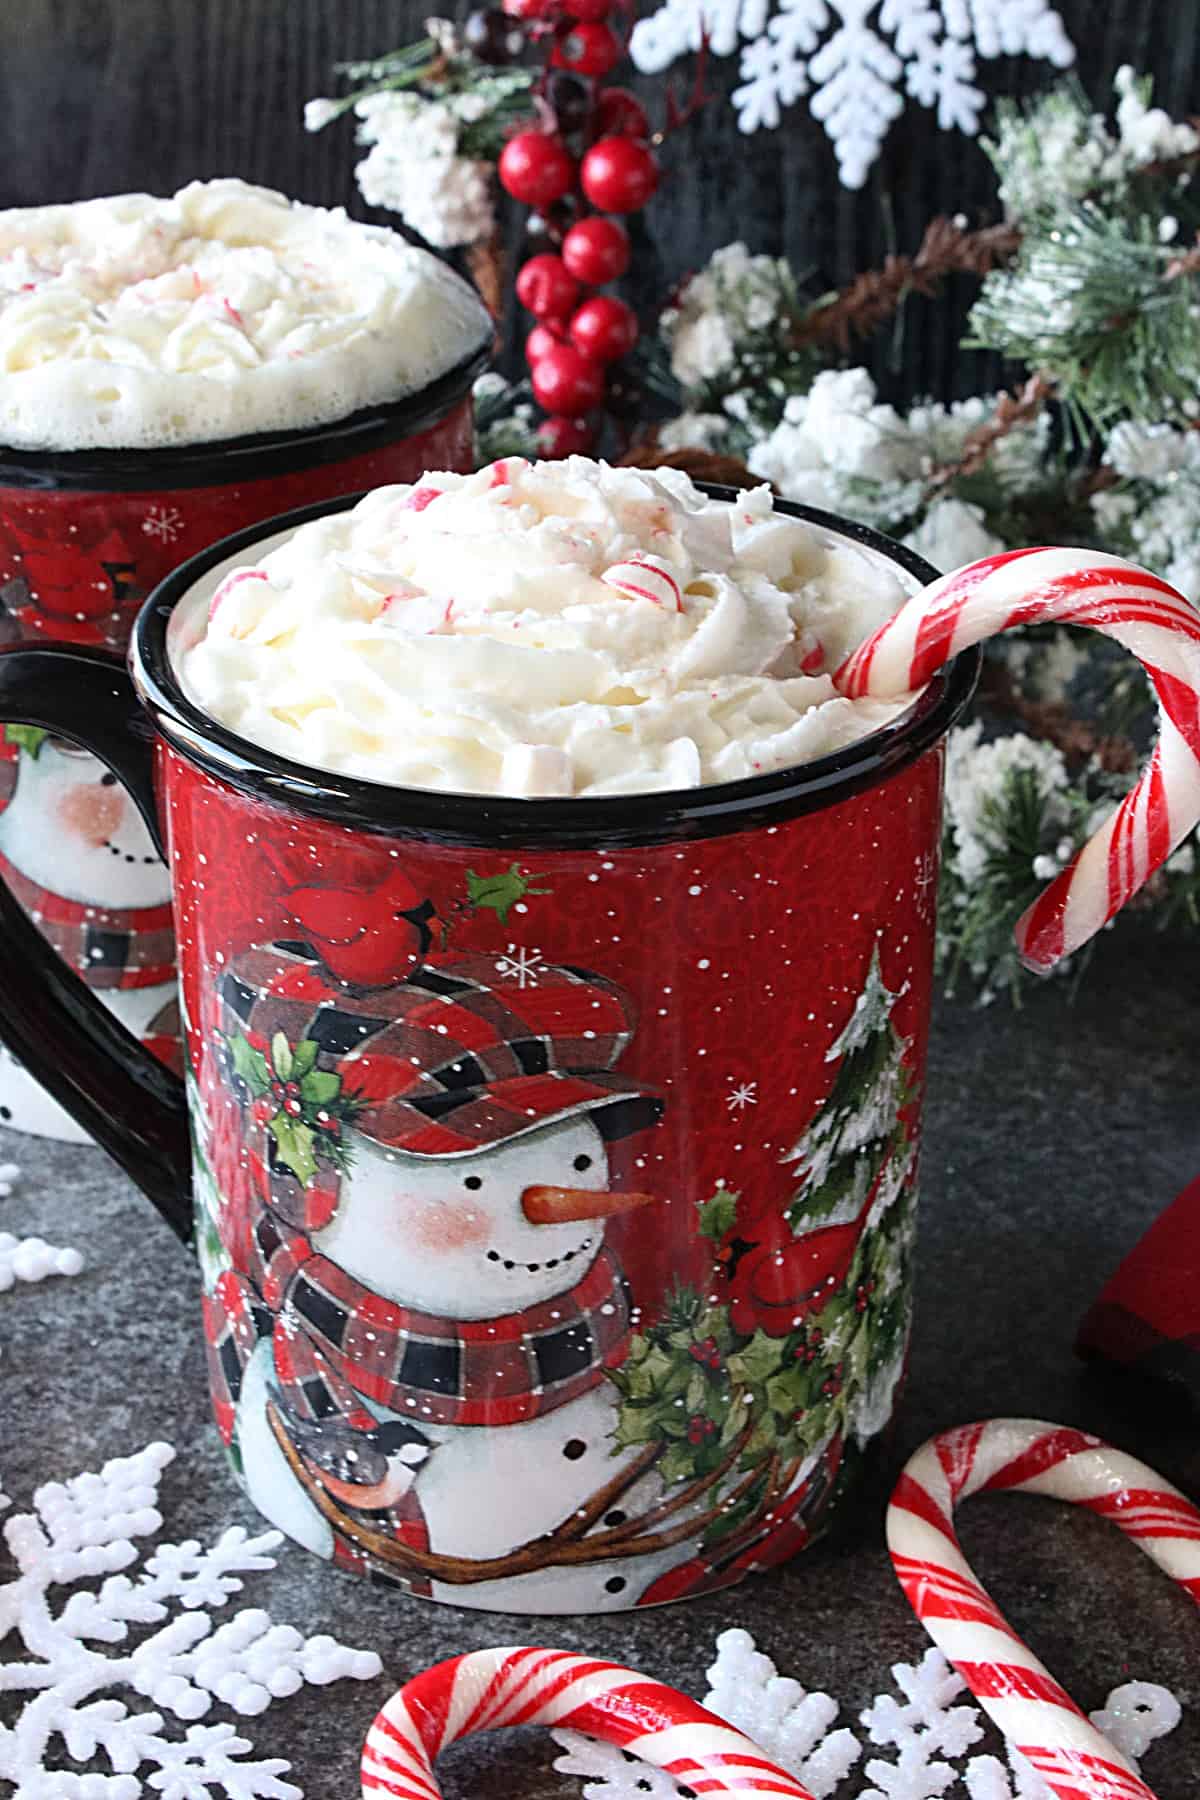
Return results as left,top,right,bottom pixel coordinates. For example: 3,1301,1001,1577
0,490,978,1613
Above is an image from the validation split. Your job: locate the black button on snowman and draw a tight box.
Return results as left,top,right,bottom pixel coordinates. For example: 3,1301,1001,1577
204,940,723,1613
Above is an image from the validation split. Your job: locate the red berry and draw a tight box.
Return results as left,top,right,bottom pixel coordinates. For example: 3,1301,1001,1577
580,137,660,213
515,253,578,320
251,1097,274,1124
498,132,575,208
564,0,613,16
561,215,630,284
530,343,605,414
595,85,651,139
525,320,567,365
537,414,595,456
552,20,622,77
284,1096,304,1118
570,294,638,362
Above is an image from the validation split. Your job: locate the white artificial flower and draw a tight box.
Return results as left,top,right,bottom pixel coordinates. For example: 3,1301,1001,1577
353,92,495,247
669,310,737,387
304,97,341,133
944,722,1071,888
746,369,922,526
658,412,730,452
903,497,1004,574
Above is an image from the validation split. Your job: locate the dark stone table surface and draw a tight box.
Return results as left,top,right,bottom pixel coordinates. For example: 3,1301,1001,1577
3,928,1198,1796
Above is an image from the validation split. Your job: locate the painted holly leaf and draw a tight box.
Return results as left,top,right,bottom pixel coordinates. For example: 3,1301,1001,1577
464,862,551,923
229,1033,271,1097
697,1184,740,1242
271,1031,294,1081
727,1328,786,1390
658,1441,701,1486
300,1068,341,1107
290,1039,319,1078
5,722,47,757
269,1114,318,1187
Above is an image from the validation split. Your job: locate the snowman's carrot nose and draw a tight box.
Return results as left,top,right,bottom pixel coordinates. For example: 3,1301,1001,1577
521,1185,657,1224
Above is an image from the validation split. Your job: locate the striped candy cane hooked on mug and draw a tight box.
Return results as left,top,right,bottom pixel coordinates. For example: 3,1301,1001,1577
833,548,1200,972
361,1645,817,1800
888,1419,1200,1800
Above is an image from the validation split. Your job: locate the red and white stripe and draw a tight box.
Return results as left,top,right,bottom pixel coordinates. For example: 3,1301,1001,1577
833,548,1200,972
887,1418,1200,1800
601,555,685,611
361,1646,816,1800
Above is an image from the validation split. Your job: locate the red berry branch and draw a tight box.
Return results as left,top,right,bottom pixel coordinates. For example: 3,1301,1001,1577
479,0,704,454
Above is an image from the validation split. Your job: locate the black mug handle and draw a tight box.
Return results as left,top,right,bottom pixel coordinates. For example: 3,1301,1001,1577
0,644,192,1240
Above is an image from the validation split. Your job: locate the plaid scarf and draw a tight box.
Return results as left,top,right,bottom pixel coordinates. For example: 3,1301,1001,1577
0,848,174,989
255,1209,632,1428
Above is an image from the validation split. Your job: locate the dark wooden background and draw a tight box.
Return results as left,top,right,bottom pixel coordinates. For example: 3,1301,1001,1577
3,0,1199,401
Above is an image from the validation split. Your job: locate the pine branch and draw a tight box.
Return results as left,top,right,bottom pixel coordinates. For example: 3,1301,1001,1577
794,218,1023,353
924,374,1055,493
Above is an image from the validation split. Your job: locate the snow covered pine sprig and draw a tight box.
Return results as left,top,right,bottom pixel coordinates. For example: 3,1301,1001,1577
0,1439,381,1797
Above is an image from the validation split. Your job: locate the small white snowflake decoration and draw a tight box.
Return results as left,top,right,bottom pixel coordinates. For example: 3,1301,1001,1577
494,945,544,988
142,506,185,545
629,0,1076,186
0,1440,382,1798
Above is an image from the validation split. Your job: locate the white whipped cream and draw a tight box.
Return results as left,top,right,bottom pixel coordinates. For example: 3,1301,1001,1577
0,179,490,451
176,458,914,797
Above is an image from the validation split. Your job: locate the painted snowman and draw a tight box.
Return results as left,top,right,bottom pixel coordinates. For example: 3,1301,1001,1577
0,727,178,1137
207,942,706,1613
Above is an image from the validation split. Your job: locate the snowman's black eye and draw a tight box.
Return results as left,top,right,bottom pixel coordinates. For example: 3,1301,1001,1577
463,1174,483,1190
573,1154,593,1172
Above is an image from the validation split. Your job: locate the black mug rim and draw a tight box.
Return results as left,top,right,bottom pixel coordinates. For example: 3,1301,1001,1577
130,483,981,850
0,343,489,492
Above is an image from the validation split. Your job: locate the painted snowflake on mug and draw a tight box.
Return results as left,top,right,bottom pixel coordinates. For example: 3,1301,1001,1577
629,0,1076,186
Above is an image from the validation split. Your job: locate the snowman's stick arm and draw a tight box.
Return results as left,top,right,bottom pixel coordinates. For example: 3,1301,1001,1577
601,1420,757,1544
552,1441,664,1543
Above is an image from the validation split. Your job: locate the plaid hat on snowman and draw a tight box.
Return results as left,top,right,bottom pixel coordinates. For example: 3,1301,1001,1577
218,940,663,1227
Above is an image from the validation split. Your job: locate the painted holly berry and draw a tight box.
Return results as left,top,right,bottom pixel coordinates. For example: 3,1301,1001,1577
498,131,575,207
225,1027,361,1187
686,1414,717,1446
563,0,613,17
688,1336,722,1371
530,342,605,414
552,20,622,77
569,295,638,362
516,253,579,320
581,136,660,212
561,215,630,284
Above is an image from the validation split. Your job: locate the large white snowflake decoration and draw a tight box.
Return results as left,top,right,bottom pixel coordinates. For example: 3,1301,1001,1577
0,1441,383,1798
552,1628,1182,1800
629,0,1076,187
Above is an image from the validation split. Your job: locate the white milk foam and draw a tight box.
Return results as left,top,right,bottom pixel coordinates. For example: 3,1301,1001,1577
176,458,915,798
0,179,491,451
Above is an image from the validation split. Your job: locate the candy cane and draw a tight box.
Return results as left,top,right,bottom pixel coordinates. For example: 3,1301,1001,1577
833,548,1200,972
361,1645,816,1800
887,1418,1200,1800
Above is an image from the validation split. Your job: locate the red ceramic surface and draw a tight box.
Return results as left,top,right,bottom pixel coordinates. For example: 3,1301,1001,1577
163,705,943,1611
0,398,473,1136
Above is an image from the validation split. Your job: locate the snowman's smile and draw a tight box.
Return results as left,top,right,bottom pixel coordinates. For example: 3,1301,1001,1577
101,838,161,866
484,1233,595,1276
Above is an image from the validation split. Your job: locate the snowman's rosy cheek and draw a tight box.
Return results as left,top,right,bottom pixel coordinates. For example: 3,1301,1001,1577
408,1197,491,1253
56,781,124,846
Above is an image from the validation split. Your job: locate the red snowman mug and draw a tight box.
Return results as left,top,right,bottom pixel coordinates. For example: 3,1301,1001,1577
0,352,482,1139
0,490,978,1613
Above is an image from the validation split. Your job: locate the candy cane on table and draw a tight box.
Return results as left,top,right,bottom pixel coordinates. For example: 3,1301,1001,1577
832,548,1200,972
887,1418,1200,1800
361,1645,815,1800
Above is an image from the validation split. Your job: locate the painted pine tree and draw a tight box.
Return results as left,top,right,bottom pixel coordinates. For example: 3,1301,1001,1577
783,946,916,1231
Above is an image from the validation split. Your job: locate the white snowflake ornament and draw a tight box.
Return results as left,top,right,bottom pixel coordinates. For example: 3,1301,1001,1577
0,1441,382,1797
0,1229,83,1289
702,1628,862,1795
630,0,1076,186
